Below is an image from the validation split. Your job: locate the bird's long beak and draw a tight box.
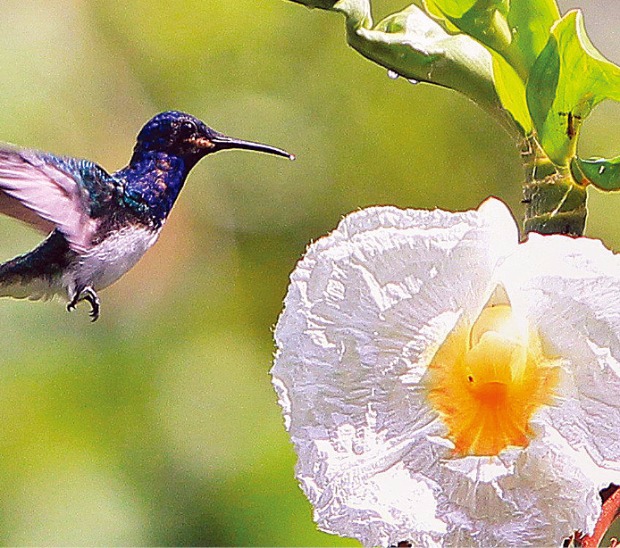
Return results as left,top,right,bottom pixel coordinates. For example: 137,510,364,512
203,133,295,160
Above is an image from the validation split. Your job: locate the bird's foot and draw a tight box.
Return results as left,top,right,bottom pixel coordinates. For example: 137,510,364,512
67,286,101,322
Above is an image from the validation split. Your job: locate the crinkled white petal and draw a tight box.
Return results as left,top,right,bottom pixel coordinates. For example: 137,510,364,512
273,200,620,547
272,198,518,546
437,424,602,546
500,234,620,485
429,233,620,545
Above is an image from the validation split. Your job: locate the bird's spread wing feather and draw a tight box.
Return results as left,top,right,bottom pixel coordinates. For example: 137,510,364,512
0,146,108,253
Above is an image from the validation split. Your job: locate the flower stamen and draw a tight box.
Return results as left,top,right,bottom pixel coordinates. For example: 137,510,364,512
426,304,560,456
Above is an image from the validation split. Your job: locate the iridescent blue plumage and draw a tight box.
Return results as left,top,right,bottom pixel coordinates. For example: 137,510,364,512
0,111,293,320
117,152,187,226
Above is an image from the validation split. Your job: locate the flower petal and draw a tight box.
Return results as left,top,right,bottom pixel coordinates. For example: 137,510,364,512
500,234,620,486
272,198,518,545
438,425,602,545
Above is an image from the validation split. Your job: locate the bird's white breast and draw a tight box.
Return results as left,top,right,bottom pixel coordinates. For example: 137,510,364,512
70,225,160,292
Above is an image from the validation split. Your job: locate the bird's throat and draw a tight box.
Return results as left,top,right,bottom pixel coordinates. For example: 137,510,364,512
118,151,192,224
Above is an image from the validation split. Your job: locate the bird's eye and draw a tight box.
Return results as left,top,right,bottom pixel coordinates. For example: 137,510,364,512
179,120,196,136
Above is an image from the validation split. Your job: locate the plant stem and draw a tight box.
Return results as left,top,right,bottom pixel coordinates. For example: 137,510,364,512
521,137,587,237
578,485,620,547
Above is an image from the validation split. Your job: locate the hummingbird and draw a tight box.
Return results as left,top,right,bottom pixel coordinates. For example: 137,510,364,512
0,110,294,321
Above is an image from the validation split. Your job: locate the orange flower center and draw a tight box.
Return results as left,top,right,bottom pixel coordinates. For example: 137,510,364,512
426,304,560,456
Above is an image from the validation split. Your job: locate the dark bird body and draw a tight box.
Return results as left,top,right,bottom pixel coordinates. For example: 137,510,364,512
0,111,293,320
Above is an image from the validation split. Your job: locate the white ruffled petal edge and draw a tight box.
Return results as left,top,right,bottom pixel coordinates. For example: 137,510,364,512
273,199,620,546
272,199,519,546
500,234,620,485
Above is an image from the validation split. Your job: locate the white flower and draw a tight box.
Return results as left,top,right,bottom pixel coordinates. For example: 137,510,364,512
271,198,620,547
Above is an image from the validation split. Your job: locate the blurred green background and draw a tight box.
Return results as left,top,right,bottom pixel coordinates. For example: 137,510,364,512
0,1,618,545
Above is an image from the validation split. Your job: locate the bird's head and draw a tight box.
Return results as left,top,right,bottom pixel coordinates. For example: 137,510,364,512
134,111,294,164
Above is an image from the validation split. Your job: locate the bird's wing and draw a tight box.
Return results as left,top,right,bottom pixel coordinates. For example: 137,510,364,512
0,146,109,253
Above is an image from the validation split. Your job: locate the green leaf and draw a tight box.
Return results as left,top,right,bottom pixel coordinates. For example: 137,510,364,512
419,0,558,135
492,52,532,133
328,0,519,135
288,0,561,137
424,0,559,79
288,0,339,8
526,31,560,140
571,156,620,192
507,0,559,74
526,10,620,166
424,0,476,18
425,1,512,55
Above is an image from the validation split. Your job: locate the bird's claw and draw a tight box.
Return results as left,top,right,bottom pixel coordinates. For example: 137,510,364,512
67,287,100,322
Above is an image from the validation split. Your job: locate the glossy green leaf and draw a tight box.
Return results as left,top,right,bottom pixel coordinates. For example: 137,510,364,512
571,156,620,192
526,31,560,141
424,0,559,79
492,52,532,133
507,0,559,73
424,0,476,18
414,0,461,32
287,0,540,136
425,1,512,56
419,0,558,136
288,0,339,8
329,0,520,135
527,10,620,166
